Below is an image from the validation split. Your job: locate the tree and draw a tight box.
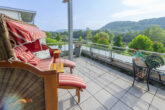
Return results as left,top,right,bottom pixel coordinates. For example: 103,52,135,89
128,35,153,51
92,35,99,43
108,31,114,43
121,30,141,43
53,33,57,39
45,32,52,38
113,34,124,47
61,35,68,41
152,41,165,53
78,36,82,42
98,37,109,45
56,34,62,41
73,30,85,39
86,28,92,43
144,25,165,43
104,30,114,43
92,31,110,45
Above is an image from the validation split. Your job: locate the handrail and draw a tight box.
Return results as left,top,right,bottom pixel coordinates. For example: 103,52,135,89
46,42,165,56
87,42,165,55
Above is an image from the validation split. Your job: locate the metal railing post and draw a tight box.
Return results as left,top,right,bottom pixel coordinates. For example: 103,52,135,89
109,48,113,62
90,44,93,57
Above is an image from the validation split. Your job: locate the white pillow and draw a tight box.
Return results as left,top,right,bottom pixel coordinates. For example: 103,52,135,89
33,49,51,59
39,38,46,45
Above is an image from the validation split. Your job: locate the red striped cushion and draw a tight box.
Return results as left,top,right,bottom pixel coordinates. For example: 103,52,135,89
17,54,27,62
55,58,76,68
28,58,40,66
14,45,27,56
22,51,34,61
59,74,86,89
36,57,54,71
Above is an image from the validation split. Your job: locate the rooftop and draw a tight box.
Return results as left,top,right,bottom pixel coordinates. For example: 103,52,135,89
58,56,165,110
0,6,36,23
0,6,36,14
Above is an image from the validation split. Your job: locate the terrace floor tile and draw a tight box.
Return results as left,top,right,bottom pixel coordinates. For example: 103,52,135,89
111,101,132,110
58,57,165,110
121,92,150,110
94,89,118,109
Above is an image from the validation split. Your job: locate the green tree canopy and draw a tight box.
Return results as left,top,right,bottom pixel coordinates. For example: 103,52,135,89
92,31,110,45
113,34,124,47
78,36,82,42
61,35,68,41
92,34,99,43
56,33,62,41
98,38,109,45
86,28,92,42
128,35,153,51
144,25,165,43
152,41,165,53
45,32,52,38
104,30,114,43
53,33,57,39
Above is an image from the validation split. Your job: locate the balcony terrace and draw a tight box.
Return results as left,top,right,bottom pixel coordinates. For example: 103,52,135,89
58,56,165,110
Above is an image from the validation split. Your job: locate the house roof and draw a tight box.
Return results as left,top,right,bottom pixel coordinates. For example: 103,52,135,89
0,6,36,23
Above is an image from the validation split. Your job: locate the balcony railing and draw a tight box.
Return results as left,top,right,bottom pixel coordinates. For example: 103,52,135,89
47,42,165,82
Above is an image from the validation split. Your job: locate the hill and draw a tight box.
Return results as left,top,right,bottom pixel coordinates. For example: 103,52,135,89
101,17,165,32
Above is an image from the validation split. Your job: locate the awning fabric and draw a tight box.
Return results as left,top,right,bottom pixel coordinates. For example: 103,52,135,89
6,19,46,45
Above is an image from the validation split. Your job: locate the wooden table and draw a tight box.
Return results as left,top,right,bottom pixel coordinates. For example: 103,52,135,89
53,50,61,59
132,58,151,91
51,63,64,73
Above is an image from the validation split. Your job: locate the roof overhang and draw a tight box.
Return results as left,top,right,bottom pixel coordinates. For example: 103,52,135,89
0,6,36,23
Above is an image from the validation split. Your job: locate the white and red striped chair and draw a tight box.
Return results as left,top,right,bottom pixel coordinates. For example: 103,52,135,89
58,74,86,103
42,45,76,73
13,45,86,103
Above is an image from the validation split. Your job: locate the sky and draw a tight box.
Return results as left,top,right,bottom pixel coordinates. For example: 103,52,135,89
1,0,165,31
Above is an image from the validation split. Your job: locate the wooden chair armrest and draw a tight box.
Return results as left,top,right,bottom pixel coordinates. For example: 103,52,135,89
41,44,61,57
0,60,58,77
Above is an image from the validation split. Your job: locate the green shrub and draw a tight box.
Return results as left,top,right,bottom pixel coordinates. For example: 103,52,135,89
46,38,57,44
129,35,153,51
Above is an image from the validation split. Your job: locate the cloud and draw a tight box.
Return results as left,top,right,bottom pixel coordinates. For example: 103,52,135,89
112,0,165,19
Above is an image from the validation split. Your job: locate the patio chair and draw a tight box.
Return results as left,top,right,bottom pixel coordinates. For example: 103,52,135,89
0,14,86,110
41,44,76,73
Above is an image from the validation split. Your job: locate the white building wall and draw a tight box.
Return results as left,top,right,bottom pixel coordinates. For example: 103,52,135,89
0,9,21,20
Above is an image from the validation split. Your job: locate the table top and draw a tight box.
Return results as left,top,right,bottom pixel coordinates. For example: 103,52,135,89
51,63,64,73
54,50,61,54
133,58,165,76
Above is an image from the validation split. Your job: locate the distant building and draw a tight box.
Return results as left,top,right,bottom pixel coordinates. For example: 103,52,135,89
0,6,36,24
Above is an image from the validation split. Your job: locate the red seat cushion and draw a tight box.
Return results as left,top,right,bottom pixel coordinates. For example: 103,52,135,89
36,57,54,71
17,54,27,62
17,51,34,62
14,45,28,56
22,51,34,61
59,74,86,89
55,59,76,68
28,58,40,66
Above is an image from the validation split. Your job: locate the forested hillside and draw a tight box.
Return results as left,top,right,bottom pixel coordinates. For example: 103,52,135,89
101,17,165,32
